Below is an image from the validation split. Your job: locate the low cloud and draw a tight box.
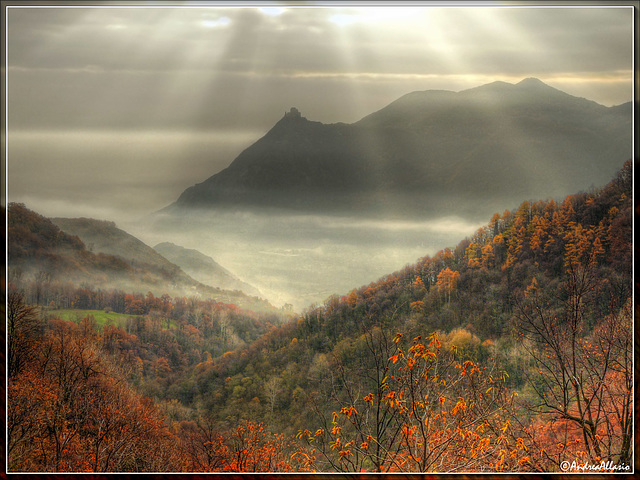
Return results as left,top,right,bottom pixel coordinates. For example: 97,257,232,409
7,129,261,219
129,208,482,310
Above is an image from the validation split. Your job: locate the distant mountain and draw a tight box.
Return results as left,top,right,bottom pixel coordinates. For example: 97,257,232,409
163,79,631,219
51,217,190,282
9,204,150,289
7,205,277,313
153,242,262,298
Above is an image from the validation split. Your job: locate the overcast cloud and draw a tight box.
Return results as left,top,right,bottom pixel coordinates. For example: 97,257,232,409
7,4,633,132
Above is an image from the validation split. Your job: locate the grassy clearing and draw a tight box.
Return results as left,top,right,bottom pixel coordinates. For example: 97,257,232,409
45,309,139,329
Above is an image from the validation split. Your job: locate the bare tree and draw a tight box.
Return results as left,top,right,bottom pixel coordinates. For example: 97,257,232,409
515,260,632,469
7,288,41,377
264,376,283,416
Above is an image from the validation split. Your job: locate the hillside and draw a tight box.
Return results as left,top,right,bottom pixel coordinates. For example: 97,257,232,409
153,242,262,298
51,217,195,284
164,79,631,219
156,160,632,461
8,205,277,313
8,203,136,286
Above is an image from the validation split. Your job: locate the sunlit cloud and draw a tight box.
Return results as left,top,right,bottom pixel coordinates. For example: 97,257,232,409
329,13,358,27
201,16,231,28
259,7,285,17
329,6,423,27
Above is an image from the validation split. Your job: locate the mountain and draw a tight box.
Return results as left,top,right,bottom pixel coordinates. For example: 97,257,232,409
51,217,192,283
163,79,631,219
153,242,262,298
8,205,277,313
9,204,149,289
51,218,263,300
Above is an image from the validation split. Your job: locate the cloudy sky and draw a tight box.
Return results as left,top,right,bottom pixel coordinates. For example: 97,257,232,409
5,1,634,221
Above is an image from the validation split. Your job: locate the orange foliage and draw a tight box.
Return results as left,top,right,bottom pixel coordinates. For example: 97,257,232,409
179,420,312,472
301,332,530,473
8,317,179,472
436,268,460,303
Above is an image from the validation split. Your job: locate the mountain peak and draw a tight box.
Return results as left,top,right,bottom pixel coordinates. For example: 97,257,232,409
517,77,547,87
277,107,309,125
270,106,309,130
514,77,564,95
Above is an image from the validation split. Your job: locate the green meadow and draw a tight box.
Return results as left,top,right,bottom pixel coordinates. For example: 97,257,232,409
46,309,138,329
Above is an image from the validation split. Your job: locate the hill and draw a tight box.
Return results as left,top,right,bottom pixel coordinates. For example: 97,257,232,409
50,217,195,285
153,242,262,298
164,79,631,219
9,205,277,313
9,203,137,287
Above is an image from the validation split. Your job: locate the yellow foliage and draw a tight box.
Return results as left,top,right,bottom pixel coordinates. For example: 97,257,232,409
442,328,480,350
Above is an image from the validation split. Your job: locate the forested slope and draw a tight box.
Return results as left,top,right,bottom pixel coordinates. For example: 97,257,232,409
8,204,276,313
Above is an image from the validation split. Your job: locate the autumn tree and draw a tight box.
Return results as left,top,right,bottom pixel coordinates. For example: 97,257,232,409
178,416,229,472
435,268,460,304
8,318,180,472
227,422,306,472
300,329,531,472
7,369,58,469
177,420,311,472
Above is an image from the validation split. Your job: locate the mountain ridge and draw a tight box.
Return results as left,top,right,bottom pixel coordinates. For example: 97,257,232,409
162,78,631,220
51,217,186,278
8,205,277,313
153,241,262,298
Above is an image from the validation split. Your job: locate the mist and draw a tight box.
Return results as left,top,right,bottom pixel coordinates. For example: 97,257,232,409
8,126,485,313
7,129,261,221
125,208,483,311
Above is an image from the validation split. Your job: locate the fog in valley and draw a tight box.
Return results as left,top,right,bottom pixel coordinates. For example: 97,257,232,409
8,128,483,311
135,208,484,311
